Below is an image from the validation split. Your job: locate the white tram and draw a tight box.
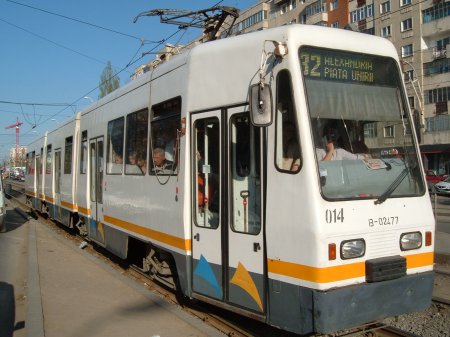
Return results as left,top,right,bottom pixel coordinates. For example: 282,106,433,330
25,25,435,334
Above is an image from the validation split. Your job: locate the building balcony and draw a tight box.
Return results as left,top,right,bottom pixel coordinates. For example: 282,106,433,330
422,15,450,38
423,71,450,88
306,12,328,25
423,45,450,63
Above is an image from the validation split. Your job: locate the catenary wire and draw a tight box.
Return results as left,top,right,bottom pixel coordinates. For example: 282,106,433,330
5,0,158,43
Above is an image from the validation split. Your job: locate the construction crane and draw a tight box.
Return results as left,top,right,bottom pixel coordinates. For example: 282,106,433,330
134,6,240,42
5,117,23,165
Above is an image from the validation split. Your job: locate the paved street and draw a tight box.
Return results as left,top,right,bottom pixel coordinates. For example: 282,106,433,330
433,194,450,234
0,205,28,337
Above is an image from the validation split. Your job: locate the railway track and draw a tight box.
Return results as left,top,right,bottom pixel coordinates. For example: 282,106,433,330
4,181,449,337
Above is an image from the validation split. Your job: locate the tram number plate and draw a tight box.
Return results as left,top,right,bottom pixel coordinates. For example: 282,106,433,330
368,216,398,227
325,208,344,223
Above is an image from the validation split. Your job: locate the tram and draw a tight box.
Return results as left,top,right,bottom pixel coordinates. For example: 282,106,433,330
25,25,435,335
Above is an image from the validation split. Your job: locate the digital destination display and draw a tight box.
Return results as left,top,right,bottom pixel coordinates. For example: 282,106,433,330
299,47,389,84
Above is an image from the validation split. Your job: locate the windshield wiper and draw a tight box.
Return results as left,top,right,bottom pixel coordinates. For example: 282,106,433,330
375,168,409,205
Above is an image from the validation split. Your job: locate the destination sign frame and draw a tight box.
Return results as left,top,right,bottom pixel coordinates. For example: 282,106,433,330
299,47,397,85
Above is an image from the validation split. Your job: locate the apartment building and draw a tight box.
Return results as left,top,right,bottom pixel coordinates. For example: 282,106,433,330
229,0,450,174
349,0,450,173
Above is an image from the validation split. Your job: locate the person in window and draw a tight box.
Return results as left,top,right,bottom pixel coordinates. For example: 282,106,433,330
137,157,147,175
152,147,173,173
282,121,301,171
316,122,368,161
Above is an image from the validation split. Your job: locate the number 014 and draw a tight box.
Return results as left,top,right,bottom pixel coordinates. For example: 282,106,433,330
326,209,344,223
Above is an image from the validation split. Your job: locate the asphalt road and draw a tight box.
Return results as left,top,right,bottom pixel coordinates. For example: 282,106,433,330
433,194,450,235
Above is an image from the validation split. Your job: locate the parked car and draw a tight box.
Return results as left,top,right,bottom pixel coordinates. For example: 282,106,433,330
425,170,447,184
425,170,447,193
434,177,450,197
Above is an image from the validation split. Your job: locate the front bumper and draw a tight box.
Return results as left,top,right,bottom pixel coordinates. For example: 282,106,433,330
313,271,434,334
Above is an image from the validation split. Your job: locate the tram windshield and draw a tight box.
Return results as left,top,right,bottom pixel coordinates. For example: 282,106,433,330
300,47,425,201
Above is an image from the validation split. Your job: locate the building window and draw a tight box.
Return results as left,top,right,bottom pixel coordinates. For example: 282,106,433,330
401,18,413,32
408,96,415,109
364,123,378,138
400,0,411,7
305,1,327,19
230,10,267,35
384,125,395,138
350,4,374,23
331,21,339,28
424,87,450,105
404,69,414,81
424,58,450,76
401,44,413,58
381,25,391,37
423,2,450,23
330,0,339,11
426,115,450,132
380,1,391,14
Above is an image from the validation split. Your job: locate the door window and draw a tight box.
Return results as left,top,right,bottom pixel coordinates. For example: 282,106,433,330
55,150,61,194
194,118,220,229
230,114,261,235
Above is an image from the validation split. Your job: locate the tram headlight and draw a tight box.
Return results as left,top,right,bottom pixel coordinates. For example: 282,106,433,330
400,232,422,251
340,239,365,259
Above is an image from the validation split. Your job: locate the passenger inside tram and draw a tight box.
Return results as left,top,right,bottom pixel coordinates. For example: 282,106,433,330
314,119,369,161
152,148,173,173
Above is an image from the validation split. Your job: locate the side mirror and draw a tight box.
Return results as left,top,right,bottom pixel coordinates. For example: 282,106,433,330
249,84,273,127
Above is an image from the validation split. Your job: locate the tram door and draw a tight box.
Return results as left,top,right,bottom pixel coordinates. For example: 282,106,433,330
89,137,105,245
191,108,265,314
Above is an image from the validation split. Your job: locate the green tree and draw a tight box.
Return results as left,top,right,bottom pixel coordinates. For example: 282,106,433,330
99,61,120,99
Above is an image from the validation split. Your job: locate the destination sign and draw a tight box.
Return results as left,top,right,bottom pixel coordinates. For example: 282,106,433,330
299,47,389,84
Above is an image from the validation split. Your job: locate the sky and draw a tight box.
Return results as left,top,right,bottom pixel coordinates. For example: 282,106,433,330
0,0,257,164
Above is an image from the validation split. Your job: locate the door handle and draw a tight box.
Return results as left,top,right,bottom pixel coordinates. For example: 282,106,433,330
194,233,200,241
253,242,261,252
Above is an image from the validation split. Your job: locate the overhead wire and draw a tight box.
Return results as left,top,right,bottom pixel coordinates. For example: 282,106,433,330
21,27,190,137
5,0,160,44
4,1,236,140
0,17,108,66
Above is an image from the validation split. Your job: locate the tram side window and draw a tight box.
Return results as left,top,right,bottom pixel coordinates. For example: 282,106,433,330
150,97,181,176
26,153,31,175
275,70,301,173
30,151,35,175
55,150,61,194
40,148,43,176
36,156,41,186
80,130,87,174
64,137,73,174
125,109,148,175
106,117,124,174
46,144,52,175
